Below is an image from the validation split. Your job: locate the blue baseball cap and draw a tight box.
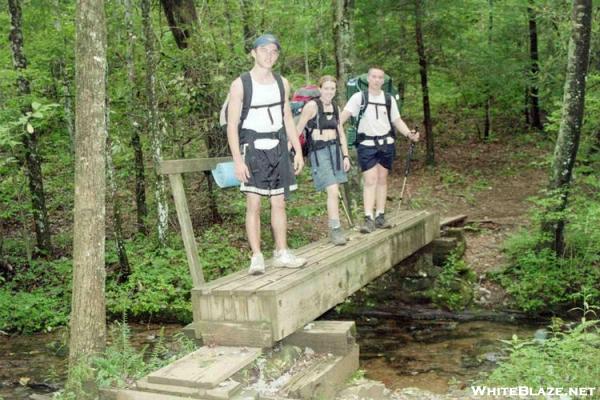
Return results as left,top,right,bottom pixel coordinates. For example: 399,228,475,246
253,34,281,51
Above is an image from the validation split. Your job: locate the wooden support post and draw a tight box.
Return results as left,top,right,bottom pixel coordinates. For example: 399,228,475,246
168,173,204,287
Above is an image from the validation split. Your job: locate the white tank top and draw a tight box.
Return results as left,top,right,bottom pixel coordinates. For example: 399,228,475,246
241,78,284,133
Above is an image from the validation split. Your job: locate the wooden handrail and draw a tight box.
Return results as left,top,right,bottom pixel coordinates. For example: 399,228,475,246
159,157,232,175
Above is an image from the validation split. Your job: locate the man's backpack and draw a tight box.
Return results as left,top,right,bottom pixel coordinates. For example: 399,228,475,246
290,85,320,156
345,73,399,146
219,72,285,132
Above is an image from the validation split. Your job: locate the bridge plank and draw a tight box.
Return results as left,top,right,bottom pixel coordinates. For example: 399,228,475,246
258,211,427,294
270,212,438,340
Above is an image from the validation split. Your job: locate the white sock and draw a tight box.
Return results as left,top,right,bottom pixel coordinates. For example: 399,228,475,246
376,210,385,217
329,219,341,229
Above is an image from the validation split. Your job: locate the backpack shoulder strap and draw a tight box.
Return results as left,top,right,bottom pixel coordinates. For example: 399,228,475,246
273,73,285,118
356,90,368,126
385,93,392,123
361,90,369,112
332,100,340,122
314,97,324,117
385,93,396,137
239,72,253,124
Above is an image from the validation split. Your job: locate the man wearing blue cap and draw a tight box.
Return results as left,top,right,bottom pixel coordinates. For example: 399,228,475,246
226,34,306,275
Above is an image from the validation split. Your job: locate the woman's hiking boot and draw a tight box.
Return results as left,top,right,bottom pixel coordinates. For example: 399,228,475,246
329,226,347,246
375,213,392,229
360,216,376,234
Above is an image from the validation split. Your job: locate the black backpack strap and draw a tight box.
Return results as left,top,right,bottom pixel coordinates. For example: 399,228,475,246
273,73,285,119
385,93,396,138
314,98,324,130
239,72,253,125
353,91,368,146
333,101,342,170
355,92,368,129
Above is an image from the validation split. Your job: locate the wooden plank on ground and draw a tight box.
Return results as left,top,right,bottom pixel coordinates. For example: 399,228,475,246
135,377,203,398
205,380,242,400
196,320,274,348
101,388,195,399
282,321,356,356
147,346,261,389
159,157,232,175
282,344,359,400
441,214,468,227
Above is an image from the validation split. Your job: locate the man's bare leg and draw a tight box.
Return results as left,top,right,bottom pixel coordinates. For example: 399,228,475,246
270,194,287,252
375,164,389,214
362,167,378,217
246,193,262,255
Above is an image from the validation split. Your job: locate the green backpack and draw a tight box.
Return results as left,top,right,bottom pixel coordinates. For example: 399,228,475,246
345,73,400,147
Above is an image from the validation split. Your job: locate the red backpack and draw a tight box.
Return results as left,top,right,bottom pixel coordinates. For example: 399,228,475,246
291,85,320,156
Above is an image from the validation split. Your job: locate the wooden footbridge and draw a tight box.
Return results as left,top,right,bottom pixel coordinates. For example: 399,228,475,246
104,158,440,400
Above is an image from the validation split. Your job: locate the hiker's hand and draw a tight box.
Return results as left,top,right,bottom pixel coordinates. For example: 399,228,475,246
235,160,250,183
293,153,304,175
343,156,351,172
408,130,420,142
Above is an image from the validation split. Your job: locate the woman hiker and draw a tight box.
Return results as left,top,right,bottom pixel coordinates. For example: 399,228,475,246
295,75,351,245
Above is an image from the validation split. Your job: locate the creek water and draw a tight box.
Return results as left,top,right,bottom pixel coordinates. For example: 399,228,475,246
354,318,539,393
0,318,540,399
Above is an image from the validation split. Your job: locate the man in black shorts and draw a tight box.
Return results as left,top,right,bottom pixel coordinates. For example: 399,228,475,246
340,67,419,233
227,34,306,274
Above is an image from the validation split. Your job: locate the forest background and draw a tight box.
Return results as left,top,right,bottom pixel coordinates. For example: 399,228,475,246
0,0,599,341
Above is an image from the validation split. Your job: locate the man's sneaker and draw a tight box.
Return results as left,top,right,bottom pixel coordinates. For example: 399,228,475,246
248,253,266,275
360,216,376,234
375,213,392,229
329,227,347,246
273,249,306,268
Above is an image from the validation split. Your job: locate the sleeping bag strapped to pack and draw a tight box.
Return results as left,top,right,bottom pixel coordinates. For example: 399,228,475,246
345,73,400,147
290,85,320,156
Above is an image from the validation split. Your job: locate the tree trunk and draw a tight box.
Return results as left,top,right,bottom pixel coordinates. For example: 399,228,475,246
240,0,255,53
333,0,356,225
159,0,198,49
69,0,107,396
53,0,75,155
125,0,148,235
524,87,530,126
414,0,434,165
542,0,591,256
8,0,52,255
224,0,236,54
142,0,169,245
527,0,543,130
483,0,493,141
333,0,354,103
105,98,130,282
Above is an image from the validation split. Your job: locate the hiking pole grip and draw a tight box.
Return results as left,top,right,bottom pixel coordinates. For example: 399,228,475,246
403,125,417,177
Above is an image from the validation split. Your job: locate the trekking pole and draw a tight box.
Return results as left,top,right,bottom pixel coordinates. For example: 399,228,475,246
399,128,418,208
339,191,353,227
